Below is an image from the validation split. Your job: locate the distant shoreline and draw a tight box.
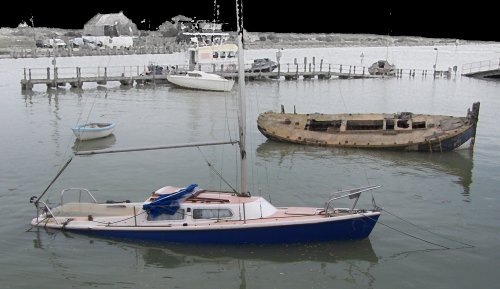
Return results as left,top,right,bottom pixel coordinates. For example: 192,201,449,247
0,26,496,58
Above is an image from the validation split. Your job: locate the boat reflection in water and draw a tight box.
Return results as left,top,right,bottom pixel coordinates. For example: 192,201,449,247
72,134,116,152
256,140,474,198
31,228,378,288
140,238,378,267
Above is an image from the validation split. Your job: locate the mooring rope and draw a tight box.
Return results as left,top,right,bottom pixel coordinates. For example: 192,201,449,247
362,208,474,250
381,208,475,249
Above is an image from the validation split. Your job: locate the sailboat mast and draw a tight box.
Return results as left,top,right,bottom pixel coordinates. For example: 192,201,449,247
236,0,249,197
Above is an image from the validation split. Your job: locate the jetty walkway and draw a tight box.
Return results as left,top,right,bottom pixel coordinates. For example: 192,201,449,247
20,60,453,91
462,58,500,80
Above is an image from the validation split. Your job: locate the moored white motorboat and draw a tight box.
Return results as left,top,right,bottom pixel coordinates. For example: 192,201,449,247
71,123,115,141
166,71,234,92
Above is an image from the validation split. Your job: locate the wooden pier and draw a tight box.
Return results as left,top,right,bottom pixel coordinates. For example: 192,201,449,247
20,59,451,91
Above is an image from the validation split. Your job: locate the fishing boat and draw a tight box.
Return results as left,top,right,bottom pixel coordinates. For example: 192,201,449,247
71,123,115,141
29,0,381,244
257,103,480,152
166,71,235,92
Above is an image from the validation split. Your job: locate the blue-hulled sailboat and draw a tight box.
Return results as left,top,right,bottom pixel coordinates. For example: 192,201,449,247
29,0,382,244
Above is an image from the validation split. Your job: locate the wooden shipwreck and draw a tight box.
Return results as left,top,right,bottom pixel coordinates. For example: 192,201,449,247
257,103,480,152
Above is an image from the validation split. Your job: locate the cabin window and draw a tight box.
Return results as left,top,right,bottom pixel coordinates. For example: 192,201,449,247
213,51,219,58
397,120,410,129
187,73,201,77
228,51,236,58
306,119,342,132
386,119,395,130
412,121,426,129
147,209,185,221
220,51,226,58
192,209,233,220
346,120,384,131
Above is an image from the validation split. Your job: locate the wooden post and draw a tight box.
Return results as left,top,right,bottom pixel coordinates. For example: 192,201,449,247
78,67,82,88
340,64,342,73
278,63,281,79
303,57,307,72
47,67,50,80
54,67,58,87
320,59,323,72
29,69,32,81
354,66,356,74
362,67,365,75
469,102,480,151
23,68,26,80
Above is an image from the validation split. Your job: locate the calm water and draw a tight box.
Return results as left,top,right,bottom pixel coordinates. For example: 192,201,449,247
1,44,499,289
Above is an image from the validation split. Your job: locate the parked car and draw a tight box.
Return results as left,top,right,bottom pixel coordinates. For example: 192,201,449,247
70,37,99,50
43,38,67,48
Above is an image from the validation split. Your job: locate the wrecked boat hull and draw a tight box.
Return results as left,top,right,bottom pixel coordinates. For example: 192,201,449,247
257,103,480,152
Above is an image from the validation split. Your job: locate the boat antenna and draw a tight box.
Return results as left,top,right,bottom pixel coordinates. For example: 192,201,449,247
236,0,249,197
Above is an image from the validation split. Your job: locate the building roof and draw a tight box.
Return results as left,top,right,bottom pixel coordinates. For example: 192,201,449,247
86,12,133,27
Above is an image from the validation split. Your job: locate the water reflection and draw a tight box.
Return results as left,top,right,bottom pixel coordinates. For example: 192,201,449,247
72,134,116,152
32,228,378,265
139,239,378,267
31,228,378,288
256,140,474,198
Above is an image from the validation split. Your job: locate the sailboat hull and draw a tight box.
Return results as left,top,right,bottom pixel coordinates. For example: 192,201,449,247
53,214,380,244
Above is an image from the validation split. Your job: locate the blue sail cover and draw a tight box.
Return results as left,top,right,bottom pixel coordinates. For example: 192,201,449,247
143,184,198,217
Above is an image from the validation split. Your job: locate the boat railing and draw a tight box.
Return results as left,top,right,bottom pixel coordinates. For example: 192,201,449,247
35,200,60,225
324,185,381,215
60,188,97,205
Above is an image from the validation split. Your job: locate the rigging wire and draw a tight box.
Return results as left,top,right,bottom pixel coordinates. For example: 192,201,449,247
197,147,238,194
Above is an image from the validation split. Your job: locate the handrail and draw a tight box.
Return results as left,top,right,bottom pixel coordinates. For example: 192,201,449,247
60,188,97,205
324,185,381,215
35,200,59,225
462,58,500,74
